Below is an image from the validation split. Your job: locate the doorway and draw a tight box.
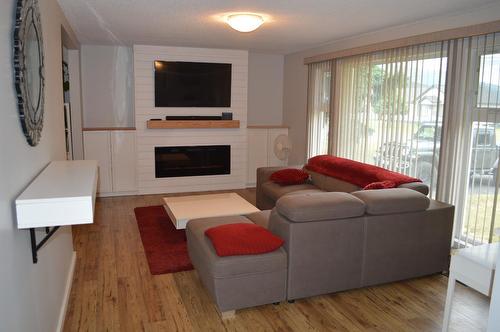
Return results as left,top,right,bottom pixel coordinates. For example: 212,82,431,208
62,46,73,160
61,27,84,160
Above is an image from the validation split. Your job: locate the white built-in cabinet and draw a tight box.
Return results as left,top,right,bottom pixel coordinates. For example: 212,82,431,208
247,126,289,186
83,130,137,196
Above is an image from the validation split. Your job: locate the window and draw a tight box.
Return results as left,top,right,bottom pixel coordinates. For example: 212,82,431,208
332,42,448,197
477,53,500,109
306,32,500,246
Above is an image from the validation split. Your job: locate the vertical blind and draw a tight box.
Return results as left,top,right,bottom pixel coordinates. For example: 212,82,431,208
307,61,332,158
333,41,449,198
306,32,500,245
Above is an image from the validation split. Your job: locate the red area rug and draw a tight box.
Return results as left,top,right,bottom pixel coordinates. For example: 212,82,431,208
134,205,193,275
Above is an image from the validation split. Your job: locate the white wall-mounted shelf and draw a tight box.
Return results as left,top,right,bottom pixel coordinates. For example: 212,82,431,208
16,160,98,263
16,160,98,229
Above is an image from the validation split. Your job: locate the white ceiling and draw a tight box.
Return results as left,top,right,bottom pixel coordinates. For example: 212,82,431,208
58,0,498,54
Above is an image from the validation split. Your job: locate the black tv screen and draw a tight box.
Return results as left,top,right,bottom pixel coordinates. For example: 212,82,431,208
154,61,231,107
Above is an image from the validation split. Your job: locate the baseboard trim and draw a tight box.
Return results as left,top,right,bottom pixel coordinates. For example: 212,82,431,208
56,251,76,332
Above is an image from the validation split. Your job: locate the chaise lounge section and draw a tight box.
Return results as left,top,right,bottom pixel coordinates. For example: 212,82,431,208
186,215,287,318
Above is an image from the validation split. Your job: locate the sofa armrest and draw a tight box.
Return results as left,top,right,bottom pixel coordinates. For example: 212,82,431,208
398,182,429,195
256,167,289,187
256,165,305,187
256,166,303,210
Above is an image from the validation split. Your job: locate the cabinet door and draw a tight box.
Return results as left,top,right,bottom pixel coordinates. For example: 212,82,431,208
83,131,112,193
247,129,269,185
111,131,137,192
268,128,289,167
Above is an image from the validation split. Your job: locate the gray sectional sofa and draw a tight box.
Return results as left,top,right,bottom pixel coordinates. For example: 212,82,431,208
186,166,454,316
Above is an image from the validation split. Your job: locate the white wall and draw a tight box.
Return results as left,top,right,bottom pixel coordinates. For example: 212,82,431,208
78,47,281,192
81,45,134,128
248,52,284,125
134,45,248,194
283,2,500,165
79,49,282,128
0,0,78,331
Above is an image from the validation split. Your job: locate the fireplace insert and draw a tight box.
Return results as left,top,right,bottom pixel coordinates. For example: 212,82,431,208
155,145,230,178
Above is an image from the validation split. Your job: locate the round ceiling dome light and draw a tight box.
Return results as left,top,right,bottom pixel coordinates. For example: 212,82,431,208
226,13,264,32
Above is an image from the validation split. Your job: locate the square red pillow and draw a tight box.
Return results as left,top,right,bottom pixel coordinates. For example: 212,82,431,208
270,168,309,186
363,180,397,190
205,223,284,257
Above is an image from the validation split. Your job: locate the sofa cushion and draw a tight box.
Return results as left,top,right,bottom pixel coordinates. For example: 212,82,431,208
276,192,366,222
351,188,430,215
246,210,271,228
205,223,284,257
261,181,321,201
187,216,287,278
305,169,361,193
270,168,309,186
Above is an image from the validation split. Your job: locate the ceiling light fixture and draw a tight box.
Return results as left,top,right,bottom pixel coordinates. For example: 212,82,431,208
226,13,264,33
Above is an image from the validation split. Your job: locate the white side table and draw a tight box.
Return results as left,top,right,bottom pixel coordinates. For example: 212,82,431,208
488,229,500,331
442,242,499,331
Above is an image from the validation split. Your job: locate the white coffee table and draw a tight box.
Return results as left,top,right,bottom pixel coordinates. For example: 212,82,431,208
163,193,260,229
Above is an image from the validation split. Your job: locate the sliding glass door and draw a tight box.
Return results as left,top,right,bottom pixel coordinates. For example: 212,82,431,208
455,34,500,245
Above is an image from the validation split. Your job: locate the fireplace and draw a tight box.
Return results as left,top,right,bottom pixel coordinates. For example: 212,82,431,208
155,145,230,178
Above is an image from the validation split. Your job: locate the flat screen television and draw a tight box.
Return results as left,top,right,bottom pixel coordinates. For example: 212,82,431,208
154,61,231,107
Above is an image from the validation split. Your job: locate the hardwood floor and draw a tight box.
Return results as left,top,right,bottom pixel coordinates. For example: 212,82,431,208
63,189,489,332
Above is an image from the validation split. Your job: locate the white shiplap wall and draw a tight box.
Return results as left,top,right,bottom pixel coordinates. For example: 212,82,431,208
133,45,248,194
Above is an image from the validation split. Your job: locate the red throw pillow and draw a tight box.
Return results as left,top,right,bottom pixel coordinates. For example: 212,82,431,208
205,223,284,257
270,168,309,186
363,180,397,190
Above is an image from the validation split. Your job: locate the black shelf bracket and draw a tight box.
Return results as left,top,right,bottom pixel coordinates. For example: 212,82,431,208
29,226,60,263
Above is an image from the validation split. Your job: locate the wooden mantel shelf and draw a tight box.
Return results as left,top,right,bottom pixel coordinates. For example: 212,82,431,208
146,120,240,129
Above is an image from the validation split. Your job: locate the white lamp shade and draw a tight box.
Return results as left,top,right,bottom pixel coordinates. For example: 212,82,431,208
226,14,264,32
